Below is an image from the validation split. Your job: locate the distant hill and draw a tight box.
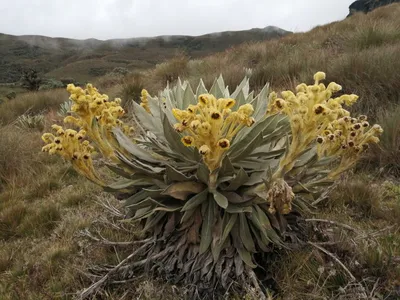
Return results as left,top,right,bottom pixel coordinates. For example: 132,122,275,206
348,0,400,16
0,26,290,84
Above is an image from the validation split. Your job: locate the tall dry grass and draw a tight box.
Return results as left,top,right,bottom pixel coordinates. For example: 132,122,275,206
363,104,400,174
0,89,69,125
0,126,44,187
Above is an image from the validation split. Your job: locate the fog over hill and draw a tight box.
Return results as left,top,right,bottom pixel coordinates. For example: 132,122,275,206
0,26,291,84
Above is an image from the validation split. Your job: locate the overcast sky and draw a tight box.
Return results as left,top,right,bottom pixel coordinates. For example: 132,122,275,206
0,0,354,40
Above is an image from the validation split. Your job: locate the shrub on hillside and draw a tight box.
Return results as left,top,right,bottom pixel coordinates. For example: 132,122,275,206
20,69,42,91
60,78,77,86
5,92,16,100
111,67,130,76
39,78,64,90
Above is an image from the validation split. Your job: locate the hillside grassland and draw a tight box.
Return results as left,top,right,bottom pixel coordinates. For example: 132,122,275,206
0,4,400,299
137,3,400,118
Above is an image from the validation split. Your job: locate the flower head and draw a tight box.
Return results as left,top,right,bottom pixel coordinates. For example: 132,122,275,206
173,93,255,172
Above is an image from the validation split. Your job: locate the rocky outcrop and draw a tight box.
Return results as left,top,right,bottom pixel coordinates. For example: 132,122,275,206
348,0,400,16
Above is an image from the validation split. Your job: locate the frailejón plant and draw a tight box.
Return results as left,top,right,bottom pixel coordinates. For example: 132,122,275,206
41,72,382,298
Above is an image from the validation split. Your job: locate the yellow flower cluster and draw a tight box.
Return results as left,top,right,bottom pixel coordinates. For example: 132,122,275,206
63,84,133,158
41,125,103,185
140,89,151,113
317,116,383,178
267,72,382,178
66,83,131,132
173,94,255,172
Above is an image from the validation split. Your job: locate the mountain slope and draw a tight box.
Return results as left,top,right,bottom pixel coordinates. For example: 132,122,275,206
0,26,290,84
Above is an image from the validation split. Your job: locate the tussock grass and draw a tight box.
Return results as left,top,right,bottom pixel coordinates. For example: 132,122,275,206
17,204,62,237
151,54,189,88
363,105,400,175
0,89,68,125
0,203,27,240
120,72,145,107
329,174,382,219
0,126,44,187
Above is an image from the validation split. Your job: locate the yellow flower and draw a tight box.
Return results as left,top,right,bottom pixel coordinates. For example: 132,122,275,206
371,124,383,134
41,133,54,143
245,117,255,127
187,105,198,114
181,136,194,147
198,122,211,135
237,104,254,116
66,83,76,93
64,116,81,126
209,109,222,121
274,99,287,110
313,71,326,83
51,124,62,131
313,104,329,115
198,94,210,106
190,120,201,130
141,89,149,98
174,123,185,133
217,98,236,110
172,108,185,121
326,82,342,92
199,145,210,155
217,139,230,150
65,129,77,138
295,84,307,93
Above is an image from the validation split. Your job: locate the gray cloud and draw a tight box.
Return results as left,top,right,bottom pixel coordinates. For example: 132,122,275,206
0,0,354,40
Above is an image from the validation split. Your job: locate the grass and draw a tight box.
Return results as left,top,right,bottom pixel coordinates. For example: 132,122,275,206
363,104,400,175
0,89,69,125
272,174,400,299
0,125,44,187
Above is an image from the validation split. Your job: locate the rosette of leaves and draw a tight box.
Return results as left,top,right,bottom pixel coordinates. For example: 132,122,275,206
98,76,330,296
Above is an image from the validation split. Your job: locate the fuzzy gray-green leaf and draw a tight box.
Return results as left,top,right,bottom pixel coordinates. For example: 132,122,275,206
199,197,215,254
239,214,256,252
225,168,249,191
182,189,209,211
212,190,229,209
162,181,206,201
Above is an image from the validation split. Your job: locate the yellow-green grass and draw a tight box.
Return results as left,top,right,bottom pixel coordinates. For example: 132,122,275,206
0,89,69,125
